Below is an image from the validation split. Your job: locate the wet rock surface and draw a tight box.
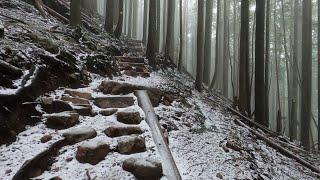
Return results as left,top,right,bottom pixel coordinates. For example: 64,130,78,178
117,111,142,125
61,96,90,105
116,135,146,154
94,96,135,108
62,126,97,143
99,109,118,116
72,105,95,116
64,89,92,100
76,141,110,165
105,125,143,137
44,111,80,129
41,100,73,114
122,157,163,180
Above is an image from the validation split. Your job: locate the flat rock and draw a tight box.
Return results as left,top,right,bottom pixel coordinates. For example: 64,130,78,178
41,100,73,114
98,81,140,95
72,105,95,116
44,111,79,129
61,96,90,105
117,111,141,124
94,96,134,108
104,125,143,137
63,126,97,143
65,89,92,100
122,157,163,179
116,135,146,154
76,141,110,165
99,109,118,116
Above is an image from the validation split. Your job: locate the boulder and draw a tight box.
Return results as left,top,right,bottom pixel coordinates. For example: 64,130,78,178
104,125,143,137
61,96,90,105
40,135,52,143
117,111,141,125
99,109,118,116
116,135,146,154
41,100,73,114
65,89,92,100
72,105,95,116
122,157,163,179
62,126,97,143
76,141,110,165
44,111,79,129
94,96,134,108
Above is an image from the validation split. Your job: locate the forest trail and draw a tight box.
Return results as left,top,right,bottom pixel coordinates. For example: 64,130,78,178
1,0,320,179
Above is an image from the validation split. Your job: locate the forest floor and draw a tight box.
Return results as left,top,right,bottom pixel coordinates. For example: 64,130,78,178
1,0,320,179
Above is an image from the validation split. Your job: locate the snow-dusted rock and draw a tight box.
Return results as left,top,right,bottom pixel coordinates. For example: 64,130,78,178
116,135,146,154
76,140,110,165
104,125,143,137
117,111,141,124
61,95,90,105
62,126,97,143
72,104,95,116
44,111,79,129
40,135,52,143
41,100,73,113
99,109,118,116
94,96,134,108
65,89,92,100
122,157,163,179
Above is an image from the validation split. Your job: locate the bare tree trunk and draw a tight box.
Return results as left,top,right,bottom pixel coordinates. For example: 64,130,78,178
128,0,133,37
146,0,157,66
265,0,270,128
255,0,266,126
318,0,320,150
196,0,205,92
203,0,213,85
143,0,149,44
178,0,183,71
165,0,175,61
222,0,230,97
105,0,114,33
81,0,97,17
70,0,82,26
114,0,123,38
155,0,161,52
301,0,312,149
238,0,250,115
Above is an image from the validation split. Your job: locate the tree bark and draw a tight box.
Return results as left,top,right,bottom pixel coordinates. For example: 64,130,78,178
238,0,250,115
203,0,213,85
195,0,205,92
178,0,183,71
222,0,230,97
165,0,175,61
255,0,266,127
265,0,270,128
105,0,114,33
301,0,312,149
114,0,123,38
70,0,82,26
143,0,149,45
146,0,157,66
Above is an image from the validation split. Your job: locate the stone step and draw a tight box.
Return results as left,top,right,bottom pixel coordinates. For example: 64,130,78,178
43,111,79,129
64,89,92,100
115,56,145,63
118,62,146,67
116,135,146,154
76,141,110,165
62,126,97,143
117,111,142,125
123,157,163,179
94,96,135,109
61,96,90,105
104,125,143,137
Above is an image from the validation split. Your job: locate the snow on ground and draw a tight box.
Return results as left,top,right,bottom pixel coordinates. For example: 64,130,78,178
1,69,320,179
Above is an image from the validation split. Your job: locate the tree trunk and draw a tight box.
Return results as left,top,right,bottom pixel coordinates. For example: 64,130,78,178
203,0,213,85
255,0,266,127
105,0,114,33
222,0,230,97
318,0,320,150
128,0,133,37
114,0,123,38
195,0,205,92
156,0,161,52
81,0,97,17
143,0,149,45
301,0,312,149
146,0,157,66
238,0,250,115
265,0,270,128
165,0,175,61
178,0,183,71
70,0,82,26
